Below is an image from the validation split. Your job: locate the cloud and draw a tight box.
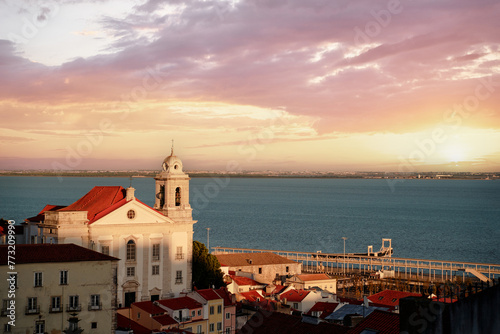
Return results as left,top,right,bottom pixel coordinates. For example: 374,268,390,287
0,0,499,171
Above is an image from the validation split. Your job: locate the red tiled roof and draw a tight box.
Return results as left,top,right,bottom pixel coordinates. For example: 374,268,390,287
307,302,340,319
296,273,332,281
157,297,202,310
216,252,298,267
240,290,264,302
279,289,310,302
59,186,127,223
196,288,222,301
368,290,421,307
133,300,166,315
25,204,65,222
431,296,458,303
116,313,151,334
270,285,287,295
0,244,118,265
215,287,235,306
240,310,349,334
347,310,400,334
338,297,363,305
231,275,263,286
153,313,178,326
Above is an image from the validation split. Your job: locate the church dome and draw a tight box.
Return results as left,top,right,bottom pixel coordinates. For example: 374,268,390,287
162,150,183,174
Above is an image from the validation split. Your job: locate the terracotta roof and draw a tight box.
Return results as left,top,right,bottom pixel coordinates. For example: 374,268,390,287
216,252,298,267
157,296,202,310
0,244,118,265
239,310,349,334
153,313,178,326
231,275,263,286
116,313,151,334
196,288,222,301
240,290,264,302
25,204,65,222
296,273,333,281
307,302,340,319
133,300,166,315
279,289,310,302
59,186,127,223
368,290,421,307
347,310,400,334
215,287,235,306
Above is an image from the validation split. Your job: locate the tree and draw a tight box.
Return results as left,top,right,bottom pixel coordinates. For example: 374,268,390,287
192,241,225,289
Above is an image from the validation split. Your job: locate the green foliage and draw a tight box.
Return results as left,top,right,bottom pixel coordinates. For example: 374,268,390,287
192,241,225,289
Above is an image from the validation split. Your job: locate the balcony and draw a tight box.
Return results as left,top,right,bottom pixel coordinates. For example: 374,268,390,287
175,253,185,260
49,306,62,313
25,305,40,315
88,302,102,311
175,278,183,285
66,304,81,312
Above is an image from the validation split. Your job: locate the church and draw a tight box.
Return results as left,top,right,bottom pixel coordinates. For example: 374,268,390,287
24,149,196,307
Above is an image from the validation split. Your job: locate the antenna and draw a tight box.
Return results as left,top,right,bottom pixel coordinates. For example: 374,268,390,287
129,176,133,188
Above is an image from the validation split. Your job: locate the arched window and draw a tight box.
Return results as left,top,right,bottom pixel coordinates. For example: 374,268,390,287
126,240,136,261
175,187,181,206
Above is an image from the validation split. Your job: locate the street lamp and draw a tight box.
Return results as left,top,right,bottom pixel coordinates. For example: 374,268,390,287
206,228,210,253
342,237,348,276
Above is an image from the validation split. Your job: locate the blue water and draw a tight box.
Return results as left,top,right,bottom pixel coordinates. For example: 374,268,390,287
1,176,499,264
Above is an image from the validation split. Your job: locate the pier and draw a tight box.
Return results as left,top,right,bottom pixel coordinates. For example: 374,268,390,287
212,246,500,282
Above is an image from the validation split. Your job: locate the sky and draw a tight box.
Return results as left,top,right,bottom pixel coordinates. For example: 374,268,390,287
1,0,500,172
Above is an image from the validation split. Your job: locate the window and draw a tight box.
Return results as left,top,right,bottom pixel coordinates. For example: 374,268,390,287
27,297,38,313
175,187,181,206
90,294,101,310
60,270,68,285
176,246,184,260
51,296,61,312
127,209,136,219
210,305,214,315
152,265,160,275
101,245,110,255
152,243,160,261
68,295,80,311
258,267,262,274
286,266,289,273
126,240,136,261
293,302,299,309
197,325,202,334
127,267,136,277
175,271,183,284
209,323,215,332
34,272,42,287
217,305,222,314
226,328,231,334
4,324,12,332
91,322,97,329
198,309,201,316
226,312,231,319
191,310,195,317
35,321,45,334
217,322,222,331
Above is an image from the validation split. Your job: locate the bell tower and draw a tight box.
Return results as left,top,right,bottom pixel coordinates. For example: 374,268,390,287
154,144,193,221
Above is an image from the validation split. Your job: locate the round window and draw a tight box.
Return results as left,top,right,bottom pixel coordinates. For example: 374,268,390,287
127,209,136,219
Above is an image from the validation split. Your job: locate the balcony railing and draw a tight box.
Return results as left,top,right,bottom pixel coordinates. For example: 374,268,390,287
88,302,102,311
175,278,183,284
175,253,185,260
25,305,40,315
66,304,82,312
49,306,62,313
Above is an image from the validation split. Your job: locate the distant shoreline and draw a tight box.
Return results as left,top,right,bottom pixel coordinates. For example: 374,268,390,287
0,171,498,180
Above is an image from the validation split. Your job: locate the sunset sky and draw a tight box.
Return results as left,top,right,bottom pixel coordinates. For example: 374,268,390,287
1,0,499,172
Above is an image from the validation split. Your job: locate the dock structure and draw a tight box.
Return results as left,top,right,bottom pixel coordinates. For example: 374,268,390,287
212,247,500,282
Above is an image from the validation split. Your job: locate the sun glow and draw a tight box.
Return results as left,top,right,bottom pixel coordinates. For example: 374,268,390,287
442,144,467,163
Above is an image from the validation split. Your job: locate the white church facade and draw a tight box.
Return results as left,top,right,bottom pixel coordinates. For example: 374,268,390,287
24,149,196,307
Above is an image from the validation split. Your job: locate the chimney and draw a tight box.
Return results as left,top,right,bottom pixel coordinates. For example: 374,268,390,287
126,187,135,201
